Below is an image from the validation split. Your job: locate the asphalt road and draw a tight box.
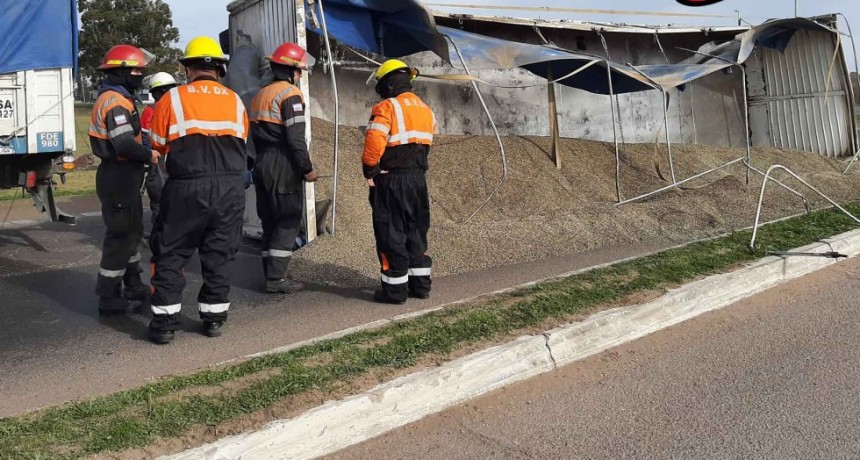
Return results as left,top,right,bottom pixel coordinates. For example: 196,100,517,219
332,254,860,459
0,195,665,416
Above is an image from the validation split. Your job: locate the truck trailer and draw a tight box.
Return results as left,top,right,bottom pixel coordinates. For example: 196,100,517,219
0,0,79,224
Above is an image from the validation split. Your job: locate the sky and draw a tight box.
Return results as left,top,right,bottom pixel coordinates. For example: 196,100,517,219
165,0,859,66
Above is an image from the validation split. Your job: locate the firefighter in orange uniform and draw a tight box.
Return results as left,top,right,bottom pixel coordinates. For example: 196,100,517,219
249,42,318,294
147,36,249,344
88,44,159,314
363,59,435,304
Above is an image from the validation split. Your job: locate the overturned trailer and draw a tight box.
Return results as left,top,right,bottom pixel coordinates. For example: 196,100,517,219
307,13,857,159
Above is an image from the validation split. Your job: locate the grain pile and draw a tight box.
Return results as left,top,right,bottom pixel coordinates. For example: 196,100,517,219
294,118,860,287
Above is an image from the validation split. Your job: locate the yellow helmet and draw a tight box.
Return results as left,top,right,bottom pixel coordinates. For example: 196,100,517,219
367,59,419,85
180,36,228,65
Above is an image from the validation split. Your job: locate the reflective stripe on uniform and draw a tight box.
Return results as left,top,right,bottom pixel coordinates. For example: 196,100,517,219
283,115,305,127
408,267,432,277
169,87,186,137
168,120,246,135
99,267,126,278
199,302,230,314
148,131,168,145
385,97,433,145
235,93,246,136
251,84,300,123
166,87,245,139
367,122,390,135
388,131,433,143
268,249,292,258
381,273,409,285
108,124,134,139
152,303,182,315
89,124,109,137
388,98,407,145
89,95,118,137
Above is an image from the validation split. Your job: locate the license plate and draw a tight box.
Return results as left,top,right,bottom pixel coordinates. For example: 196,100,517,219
0,98,13,119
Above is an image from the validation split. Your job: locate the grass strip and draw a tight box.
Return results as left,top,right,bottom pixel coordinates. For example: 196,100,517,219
0,170,97,202
2,203,860,458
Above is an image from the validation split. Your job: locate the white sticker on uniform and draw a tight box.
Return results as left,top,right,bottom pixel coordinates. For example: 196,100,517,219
114,114,128,125
292,103,303,112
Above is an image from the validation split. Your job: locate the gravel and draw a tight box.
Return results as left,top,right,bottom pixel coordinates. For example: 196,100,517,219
294,118,860,287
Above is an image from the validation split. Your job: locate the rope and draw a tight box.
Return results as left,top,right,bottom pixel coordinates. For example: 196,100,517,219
1,188,20,227
344,44,601,89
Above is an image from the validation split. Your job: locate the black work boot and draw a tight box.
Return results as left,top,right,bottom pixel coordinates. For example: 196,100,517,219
148,328,174,344
264,256,303,293
98,296,131,315
123,273,150,302
203,321,223,337
374,290,406,305
265,278,304,294
408,290,430,300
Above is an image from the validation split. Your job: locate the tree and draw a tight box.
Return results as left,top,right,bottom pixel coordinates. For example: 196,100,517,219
78,0,182,92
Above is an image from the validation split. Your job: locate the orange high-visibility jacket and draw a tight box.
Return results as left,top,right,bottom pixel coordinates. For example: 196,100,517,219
88,89,151,163
249,80,314,194
363,92,436,178
149,78,249,179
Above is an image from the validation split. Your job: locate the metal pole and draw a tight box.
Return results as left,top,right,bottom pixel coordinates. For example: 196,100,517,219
690,83,699,144
547,65,561,169
604,58,621,203
662,88,677,184
443,35,508,222
316,0,340,236
628,65,677,184
749,164,860,250
676,47,753,183
836,13,859,162
616,157,744,205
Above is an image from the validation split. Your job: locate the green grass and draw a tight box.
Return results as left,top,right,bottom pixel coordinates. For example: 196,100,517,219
74,104,93,157
0,170,96,202
0,106,99,202
2,203,860,458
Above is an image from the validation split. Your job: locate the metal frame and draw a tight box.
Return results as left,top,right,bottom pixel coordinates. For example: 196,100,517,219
628,65,677,184
748,164,860,251
316,0,341,235
443,34,509,223
616,47,813,207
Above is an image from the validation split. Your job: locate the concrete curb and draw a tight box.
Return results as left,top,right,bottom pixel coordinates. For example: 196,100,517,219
163,229,860,460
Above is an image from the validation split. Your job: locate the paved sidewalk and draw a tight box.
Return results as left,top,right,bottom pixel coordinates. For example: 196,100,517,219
0,207,664,416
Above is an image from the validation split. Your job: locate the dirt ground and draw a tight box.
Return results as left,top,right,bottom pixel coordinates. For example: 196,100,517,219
296,118,860,287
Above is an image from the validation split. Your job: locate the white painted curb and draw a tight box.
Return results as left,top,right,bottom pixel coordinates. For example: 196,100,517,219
163,229,860,460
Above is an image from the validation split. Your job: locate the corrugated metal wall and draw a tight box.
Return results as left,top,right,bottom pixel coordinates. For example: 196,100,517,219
229,0,297,56
748,29,857,158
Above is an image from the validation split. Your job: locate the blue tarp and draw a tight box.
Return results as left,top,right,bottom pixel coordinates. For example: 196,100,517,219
632,64,733,90
305,0,448,62
0,0,78,75
438,26,654,95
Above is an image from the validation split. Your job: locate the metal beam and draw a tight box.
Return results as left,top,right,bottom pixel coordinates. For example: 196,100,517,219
426,4,735,19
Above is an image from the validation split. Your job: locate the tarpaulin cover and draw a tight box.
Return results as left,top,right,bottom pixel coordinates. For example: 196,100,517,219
736,18,837,64
631,63,733,90
439,26,655,95
0,0,78,75
305,0,448,62
685,17,837,66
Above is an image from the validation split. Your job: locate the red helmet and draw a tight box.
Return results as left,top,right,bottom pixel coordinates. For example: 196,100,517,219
97,44,151,70
267,43,314,70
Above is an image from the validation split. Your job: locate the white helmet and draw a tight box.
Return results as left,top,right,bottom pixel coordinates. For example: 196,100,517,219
146,72,178,90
